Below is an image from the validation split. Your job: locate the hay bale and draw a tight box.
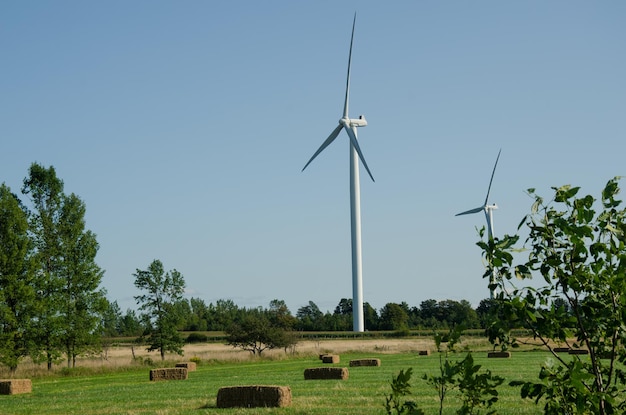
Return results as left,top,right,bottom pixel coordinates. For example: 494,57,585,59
216,385,292,408
487,351,511,358
304,367,349,380
175,362,197,371
322,354,340,364
569,349,589,355
349,358,381,367
149,367,188,381
0,379,32,395
554,347,571,353
418,350,430,356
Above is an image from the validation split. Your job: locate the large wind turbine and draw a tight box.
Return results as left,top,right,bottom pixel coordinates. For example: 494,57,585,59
302,14,374,332
456,149,501,299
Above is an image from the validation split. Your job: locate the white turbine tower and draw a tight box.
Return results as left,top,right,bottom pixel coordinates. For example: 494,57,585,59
456,149,501,299
302,13,374,332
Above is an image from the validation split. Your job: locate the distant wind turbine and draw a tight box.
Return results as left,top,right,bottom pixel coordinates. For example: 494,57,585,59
456,149,501,299
302,13,373,332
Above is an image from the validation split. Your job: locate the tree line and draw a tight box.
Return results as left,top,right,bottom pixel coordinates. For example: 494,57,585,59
103,295,494,336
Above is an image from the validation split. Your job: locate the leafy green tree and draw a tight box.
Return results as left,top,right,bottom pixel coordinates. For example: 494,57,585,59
21,163,65,370
268,299,297,329
118,308,143,337
364,301,379,330
133,259,186,360
207,299,240,330
188,297,209,331
225,309,297,356
57,193,107,367
0,184,36,373
101,300,122,337
296,301,324,331
481,178,626,414
379,303,410,331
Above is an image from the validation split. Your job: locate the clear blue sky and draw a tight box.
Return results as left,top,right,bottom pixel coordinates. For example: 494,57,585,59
2,1,625,315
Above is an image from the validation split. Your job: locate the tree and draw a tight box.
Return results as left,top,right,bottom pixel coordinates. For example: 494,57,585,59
379,303,410,331
225,308,297,356
363,302,379,330
57,193,107,367
208,299,240,331
118,308,143,337
482,178,626,414
0,184,36,373
188,297,209,331
296,301,324,331
133,260,186,360
268,299,296,330
331,298,353,330
22,163,65,370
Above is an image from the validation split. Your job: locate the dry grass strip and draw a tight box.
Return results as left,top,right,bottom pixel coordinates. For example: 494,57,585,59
216,385,292,408
321,354,340,364
0,379,32,395
304,367,349,380
349,358,381,367
487,351,511,358
149,367,188,381
175,362,197,371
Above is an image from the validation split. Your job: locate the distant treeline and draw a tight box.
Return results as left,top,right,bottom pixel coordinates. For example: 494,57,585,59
103,297,501,337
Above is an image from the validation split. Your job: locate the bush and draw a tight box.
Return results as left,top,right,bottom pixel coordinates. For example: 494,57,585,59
186,333,209,343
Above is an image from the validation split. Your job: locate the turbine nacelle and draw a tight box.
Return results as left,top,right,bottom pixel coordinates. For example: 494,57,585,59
341,115,367,128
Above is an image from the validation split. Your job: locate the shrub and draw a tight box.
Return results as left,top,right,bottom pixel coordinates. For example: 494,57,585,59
186,333,209,343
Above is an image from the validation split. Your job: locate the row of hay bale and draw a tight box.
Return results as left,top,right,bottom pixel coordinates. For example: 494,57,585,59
217,355,383,408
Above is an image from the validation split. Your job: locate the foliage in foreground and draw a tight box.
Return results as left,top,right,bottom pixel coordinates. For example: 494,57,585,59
481,177,626,414
386,327,503,415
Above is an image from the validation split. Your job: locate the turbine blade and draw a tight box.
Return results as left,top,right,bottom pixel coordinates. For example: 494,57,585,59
343,13,356,119
484,148,502,205
455,206,484,216
302,124,343,172
345,125,375,182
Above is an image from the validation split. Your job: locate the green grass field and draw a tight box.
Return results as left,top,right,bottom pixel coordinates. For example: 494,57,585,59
0,348,556,415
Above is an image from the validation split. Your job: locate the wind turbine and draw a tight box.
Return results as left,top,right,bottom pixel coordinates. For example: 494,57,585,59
456,149,501,299
302,13,374,332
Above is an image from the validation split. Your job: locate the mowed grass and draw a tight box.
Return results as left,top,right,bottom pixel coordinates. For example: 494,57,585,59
1,350,554,415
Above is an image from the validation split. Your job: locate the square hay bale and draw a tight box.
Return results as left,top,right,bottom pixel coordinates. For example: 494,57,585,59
554,347,571,353
175,362,197,371
0,379,32,395
216,385,291,408
322,354,340,364
149,367,188,381
349,358,381,367
418,350,431,356
569,349,589,355
304,367,349,380
487,351,511,358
